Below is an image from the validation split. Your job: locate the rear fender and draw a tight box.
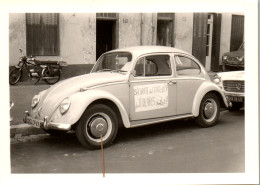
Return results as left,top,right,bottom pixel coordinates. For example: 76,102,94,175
192,81,228,117
50,89,131,128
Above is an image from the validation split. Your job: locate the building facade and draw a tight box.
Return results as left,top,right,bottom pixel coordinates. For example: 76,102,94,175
9,13,244,79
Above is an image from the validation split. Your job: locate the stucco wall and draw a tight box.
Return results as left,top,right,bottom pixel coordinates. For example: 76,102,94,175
9,14,26,66
118,13,141,48
174,13,193,54
219,13,232,65
9,13,96,66
59,13,96,64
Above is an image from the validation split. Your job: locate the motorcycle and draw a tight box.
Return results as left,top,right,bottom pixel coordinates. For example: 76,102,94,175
9,49,67,85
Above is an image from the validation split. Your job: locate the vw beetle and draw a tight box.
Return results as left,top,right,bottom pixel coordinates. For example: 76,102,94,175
24,46,228,149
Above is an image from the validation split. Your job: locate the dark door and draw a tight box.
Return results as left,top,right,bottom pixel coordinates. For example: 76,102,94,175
192,13,208,66
96,13,118,60
96,20,115,60
156,13,174,47
211,13,222,72
230,15,244,51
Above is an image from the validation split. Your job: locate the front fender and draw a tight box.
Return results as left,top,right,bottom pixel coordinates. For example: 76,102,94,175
50,89,131,128
192,81,228,117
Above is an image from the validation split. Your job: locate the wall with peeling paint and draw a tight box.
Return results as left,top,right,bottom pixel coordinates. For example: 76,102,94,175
174,13,193,54
219,13,232,65
9,14,27,66
9,13,96,66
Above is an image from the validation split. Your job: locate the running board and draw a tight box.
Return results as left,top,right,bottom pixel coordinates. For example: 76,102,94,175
130,114,194,128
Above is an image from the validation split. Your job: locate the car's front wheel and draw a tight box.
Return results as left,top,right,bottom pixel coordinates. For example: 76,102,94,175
76,104,118,149
195,93,220,127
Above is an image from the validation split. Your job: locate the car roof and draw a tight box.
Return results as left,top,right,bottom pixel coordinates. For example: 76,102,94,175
106,46,190,57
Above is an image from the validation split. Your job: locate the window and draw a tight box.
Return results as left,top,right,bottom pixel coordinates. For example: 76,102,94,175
175,56,201,76
26,13,59,56
134,55,171,77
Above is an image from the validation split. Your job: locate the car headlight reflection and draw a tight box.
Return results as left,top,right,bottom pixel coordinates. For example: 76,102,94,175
31,94,40,109
59,97,71,115
223,56,227,60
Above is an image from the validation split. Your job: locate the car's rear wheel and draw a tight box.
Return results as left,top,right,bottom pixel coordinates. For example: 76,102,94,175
195,93,220,127
228,102,243,111
9,67,22,85
76,104,118,149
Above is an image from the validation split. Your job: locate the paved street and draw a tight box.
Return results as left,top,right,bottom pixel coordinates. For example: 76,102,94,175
11,109,244,173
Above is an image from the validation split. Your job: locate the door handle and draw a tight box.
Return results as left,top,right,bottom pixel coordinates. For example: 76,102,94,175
168,80,177,85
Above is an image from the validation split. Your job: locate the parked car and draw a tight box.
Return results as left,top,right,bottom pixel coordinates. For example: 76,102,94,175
222,43,244,71
213,71,244,111
23,46,228,149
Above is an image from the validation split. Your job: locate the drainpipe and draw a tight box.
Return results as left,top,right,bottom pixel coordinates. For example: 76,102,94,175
140,13,143,45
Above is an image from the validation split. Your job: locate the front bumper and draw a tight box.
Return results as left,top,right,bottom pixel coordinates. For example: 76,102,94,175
222,61,244,67
224,92,244,107
23,111,71,131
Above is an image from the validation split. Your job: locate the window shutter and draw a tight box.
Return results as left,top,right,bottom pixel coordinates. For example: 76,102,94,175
26,13,59,56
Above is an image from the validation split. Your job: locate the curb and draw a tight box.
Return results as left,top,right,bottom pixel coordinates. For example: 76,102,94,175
10,124,45,138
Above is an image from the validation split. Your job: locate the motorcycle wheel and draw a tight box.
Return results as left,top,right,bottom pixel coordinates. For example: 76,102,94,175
9,67,22,85
42,67,61,85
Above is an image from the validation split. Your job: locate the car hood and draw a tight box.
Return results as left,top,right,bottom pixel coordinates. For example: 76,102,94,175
217,71,244,81
37,72,127,118
223,50,244,58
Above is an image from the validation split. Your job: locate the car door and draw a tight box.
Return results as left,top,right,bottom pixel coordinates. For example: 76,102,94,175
129,53,177,121
173,53,205,115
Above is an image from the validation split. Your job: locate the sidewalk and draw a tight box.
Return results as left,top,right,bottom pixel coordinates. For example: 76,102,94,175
10,79,50,138
10,72,217,138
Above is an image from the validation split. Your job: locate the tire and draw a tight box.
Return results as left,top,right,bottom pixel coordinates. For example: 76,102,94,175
42,67,61,85
76,104,118,149
43,129,68,136
228,102,243,111
195,93,220,128
9,67,22,85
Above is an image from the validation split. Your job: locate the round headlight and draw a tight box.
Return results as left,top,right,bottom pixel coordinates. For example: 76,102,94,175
59,97,71,114
213,75,221,84
223,56,227,60
238,56,244,62
31,94,40,109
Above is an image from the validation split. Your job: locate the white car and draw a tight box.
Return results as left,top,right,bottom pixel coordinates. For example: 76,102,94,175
24,46,228,149
213,71,244,111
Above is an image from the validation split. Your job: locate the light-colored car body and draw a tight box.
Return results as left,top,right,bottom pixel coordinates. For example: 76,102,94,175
24,46,228,149
214,71,244,110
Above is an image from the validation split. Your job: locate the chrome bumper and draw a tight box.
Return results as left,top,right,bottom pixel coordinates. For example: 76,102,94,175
23,111,71,131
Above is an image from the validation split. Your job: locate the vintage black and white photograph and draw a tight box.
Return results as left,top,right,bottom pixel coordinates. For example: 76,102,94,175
1,0,259,185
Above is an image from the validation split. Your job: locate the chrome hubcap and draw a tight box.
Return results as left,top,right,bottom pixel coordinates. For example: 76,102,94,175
89,116,108,138
203,99,217,122
204,102,214,119
86,112,112,142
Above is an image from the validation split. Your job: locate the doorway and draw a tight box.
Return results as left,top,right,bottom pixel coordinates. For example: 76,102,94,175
96,20,116,60
156,13,174,47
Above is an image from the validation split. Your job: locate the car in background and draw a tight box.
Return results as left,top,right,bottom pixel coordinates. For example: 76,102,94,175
213,71,244,111
222,43,244,71
23,46,228,149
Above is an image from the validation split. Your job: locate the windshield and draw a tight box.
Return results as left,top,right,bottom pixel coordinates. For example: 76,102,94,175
92,52,132,73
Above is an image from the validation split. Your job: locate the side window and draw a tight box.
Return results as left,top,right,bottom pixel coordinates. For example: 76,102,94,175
175,55,201,76
134,55,171,77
